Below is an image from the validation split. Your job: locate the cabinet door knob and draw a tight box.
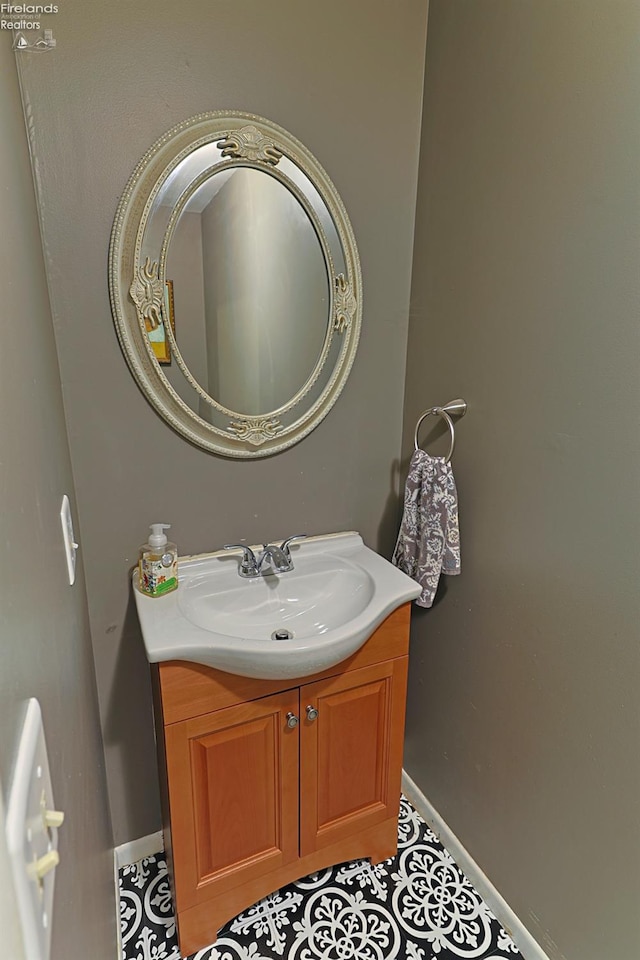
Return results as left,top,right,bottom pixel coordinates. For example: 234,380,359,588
286,712,299,728
305,705,319,722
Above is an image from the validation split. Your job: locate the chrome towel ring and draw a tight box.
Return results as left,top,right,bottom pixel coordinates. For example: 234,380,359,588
414,398,467,462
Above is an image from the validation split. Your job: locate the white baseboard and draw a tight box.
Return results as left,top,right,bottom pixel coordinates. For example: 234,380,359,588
401,770,551,960
114,830,164,870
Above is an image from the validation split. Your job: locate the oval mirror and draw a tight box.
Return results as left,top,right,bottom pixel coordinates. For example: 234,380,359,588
109,112,362,457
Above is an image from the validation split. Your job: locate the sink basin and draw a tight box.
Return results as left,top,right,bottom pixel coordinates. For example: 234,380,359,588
133,531,421,679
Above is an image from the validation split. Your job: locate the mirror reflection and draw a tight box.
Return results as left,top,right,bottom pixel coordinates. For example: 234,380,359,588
163,167,329,415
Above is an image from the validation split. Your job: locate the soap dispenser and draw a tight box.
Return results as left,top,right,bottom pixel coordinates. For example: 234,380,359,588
139,523,178,598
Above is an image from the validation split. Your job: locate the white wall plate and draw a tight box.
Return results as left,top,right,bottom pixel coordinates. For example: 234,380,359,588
5,699,64,960
60,494,78,586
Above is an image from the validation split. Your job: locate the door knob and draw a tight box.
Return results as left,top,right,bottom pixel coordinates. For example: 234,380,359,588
305,705,319,722
286,712,299,728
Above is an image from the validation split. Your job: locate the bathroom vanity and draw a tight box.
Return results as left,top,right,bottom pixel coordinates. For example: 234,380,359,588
151,602,411,956
133,531,420,955
132,526,421,956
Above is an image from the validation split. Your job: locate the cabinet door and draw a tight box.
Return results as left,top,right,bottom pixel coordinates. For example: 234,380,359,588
164,688,300,912
299,657,408,857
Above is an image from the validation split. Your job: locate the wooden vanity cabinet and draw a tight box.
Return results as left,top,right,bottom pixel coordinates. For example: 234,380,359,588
152,603,411,957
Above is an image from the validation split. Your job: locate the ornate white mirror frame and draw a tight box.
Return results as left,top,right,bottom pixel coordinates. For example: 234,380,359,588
108,112,362,458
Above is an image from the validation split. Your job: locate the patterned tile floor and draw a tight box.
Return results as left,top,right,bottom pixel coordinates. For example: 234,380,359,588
119,797,524,960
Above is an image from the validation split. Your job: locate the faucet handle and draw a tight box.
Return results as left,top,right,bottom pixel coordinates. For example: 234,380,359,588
223,543,259,577
280,534,307,559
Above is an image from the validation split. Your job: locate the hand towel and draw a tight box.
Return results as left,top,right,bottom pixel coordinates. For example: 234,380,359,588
392,450,461,607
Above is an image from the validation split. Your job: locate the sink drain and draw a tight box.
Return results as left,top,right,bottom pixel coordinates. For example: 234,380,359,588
271,628,294,641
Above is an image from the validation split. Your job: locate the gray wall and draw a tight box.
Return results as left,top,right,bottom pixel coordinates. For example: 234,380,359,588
16,0,429,845
0,35,116,960
403,3,640,959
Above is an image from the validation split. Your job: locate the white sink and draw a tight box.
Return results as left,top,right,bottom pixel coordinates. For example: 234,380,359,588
133,531,421,680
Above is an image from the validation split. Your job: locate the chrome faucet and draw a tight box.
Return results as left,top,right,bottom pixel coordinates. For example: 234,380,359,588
223,534,307,579
258,543,290,574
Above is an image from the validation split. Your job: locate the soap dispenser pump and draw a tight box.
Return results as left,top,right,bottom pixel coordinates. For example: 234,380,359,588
139,523,178,597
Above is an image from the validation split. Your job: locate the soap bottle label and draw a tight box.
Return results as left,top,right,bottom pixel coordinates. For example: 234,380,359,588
139,553,177,596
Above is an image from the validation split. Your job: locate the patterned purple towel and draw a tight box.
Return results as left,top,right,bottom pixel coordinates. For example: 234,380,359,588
392,449,461,607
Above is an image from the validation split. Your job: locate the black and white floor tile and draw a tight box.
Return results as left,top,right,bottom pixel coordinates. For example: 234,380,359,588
119,796,524,960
